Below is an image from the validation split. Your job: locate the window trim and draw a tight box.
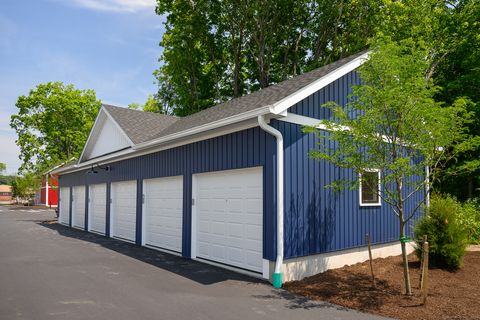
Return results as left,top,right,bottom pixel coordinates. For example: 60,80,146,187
359,169,381,207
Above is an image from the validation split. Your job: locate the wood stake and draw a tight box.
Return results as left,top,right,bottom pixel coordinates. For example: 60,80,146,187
419,235,427,289
366,234,376,288
421,241,429,305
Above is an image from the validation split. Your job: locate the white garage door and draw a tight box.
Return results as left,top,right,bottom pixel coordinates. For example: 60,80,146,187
59,187,70,225
143,176,183,253
193,167,263,273
89,183,107,235
111,180,137,242
72,185,86,229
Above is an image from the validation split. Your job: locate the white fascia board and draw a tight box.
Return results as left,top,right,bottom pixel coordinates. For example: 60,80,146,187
133,106,271,151
54,118,262,175
269,52,370,115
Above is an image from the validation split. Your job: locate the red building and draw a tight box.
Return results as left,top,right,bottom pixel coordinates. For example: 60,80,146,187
36,174,58,207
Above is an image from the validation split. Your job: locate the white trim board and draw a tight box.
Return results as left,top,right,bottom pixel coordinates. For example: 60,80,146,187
54,118,264,175
281,241,414,282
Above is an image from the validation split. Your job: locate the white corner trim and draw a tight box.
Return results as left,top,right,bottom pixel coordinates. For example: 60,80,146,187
269,52,369,115
359,169,382,207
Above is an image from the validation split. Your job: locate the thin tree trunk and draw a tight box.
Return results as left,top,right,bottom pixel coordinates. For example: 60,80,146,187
400,219,412,295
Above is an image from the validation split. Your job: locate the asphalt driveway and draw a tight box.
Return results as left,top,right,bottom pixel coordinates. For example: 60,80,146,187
0,206,386,320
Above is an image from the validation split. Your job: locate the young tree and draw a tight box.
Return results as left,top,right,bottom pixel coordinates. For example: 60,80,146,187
306,38,479,295
0,163,5,174
10,82,101,174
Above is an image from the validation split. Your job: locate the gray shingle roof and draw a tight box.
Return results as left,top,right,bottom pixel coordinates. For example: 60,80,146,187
103,105,179,144
105,50,366,145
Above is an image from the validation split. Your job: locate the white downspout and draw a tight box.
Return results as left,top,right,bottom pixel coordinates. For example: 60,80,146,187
258,115,284,288
425,165,430,208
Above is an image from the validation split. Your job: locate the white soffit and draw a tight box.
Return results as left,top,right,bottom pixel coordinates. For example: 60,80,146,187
81,109,133,162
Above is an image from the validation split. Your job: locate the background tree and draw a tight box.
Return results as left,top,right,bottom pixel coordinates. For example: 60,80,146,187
0,163,14,185
433,0,480,199
152,0,480,201
10,82,101,174
11,173,41,205
153,0,377,116
128,95,170,114
305,38,479,294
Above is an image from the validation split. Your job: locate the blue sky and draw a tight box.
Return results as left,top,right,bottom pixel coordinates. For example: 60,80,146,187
0,0,164,174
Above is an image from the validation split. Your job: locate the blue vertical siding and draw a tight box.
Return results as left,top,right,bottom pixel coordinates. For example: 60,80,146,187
84,184,89,231
135,179,143,245
289,69,362,120
68,187,73,228
105,183,111,237
272,119,424,259
59,127,277,260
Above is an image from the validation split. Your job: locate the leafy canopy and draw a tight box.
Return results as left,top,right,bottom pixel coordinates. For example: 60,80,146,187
306,37,477,220
10,82,101,174
0,163,5,174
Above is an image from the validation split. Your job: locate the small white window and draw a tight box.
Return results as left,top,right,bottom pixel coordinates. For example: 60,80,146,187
359,170,381,206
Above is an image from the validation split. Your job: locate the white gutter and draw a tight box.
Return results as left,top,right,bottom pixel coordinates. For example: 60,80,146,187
134,107,270,151
257,115,284,288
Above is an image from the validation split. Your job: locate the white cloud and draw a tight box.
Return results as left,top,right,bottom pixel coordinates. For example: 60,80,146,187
68,0,156,13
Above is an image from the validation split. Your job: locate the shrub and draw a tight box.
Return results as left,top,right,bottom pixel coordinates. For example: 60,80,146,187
414,194,468,270
457,198,480,244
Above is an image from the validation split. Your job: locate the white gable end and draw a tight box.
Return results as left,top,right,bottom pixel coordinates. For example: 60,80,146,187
81,111,132,162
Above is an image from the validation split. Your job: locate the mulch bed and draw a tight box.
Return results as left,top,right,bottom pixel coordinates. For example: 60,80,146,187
284,251,480,320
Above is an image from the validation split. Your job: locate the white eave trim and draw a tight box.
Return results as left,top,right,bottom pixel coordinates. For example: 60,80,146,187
269,52,369,115
53,116,268,175
133,106,271,151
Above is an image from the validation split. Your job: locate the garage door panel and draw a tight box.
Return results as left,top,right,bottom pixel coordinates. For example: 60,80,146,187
73,186,85,229
144,176,183,253
112,181,137,242
59,187,70,225
89,183,106,234
194,167,263,273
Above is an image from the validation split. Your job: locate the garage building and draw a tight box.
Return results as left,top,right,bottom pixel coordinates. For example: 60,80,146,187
54,51,423,286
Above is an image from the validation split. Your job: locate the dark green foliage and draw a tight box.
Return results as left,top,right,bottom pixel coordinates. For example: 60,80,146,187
414,194,468,269
154,0,379,116
457,198,480,244
434,1,480,199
